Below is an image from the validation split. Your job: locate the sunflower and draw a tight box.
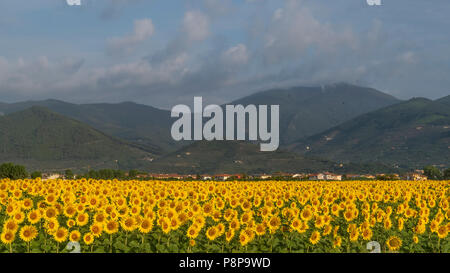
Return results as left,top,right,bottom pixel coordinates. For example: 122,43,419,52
83,233,94,245
323,224,332,236
90,223,103,237
44,207,58,220
430,220,439,233
300,208,313,221
45,218,59,234
54,227,69,243
437,225,448,239
267,216,281,232
239,231,249,246
166,208,177,219
383,219,392,230
161,219,171,234
3,218,19,232
138,218,153,234
333,236,342,248
225,229,235,242
19,225,38,242
309,230,321,245
290,218,300,230
361,228,373,241
397,218,404,231
255,223,266,236
314,216,325,229
202,203,213,215
121,216,137,232
63,205,77,218
240,212,252,225
13,211,25,224
349,229,359,242
169,217,180,230
187,225,199,239
105,220,119,234
229,218,240,231
69,230,81,242
206,226,218,241
76,213,89,226
386,236,402,251
22,198,34,210
0,230,15,245
216,223,225,236
413,235,419,244
67,219,76,228
27,209,41,224
343,210,354,222
94,212,106,224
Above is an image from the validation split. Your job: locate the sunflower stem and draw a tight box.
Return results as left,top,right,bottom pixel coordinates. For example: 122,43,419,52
110,234,113,253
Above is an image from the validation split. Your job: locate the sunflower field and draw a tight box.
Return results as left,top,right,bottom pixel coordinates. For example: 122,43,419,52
0,178,448,253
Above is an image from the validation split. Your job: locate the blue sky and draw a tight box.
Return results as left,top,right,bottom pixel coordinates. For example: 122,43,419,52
0,0,449,108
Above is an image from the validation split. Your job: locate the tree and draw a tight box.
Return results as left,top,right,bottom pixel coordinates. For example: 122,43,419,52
128,169,138,179
30,171,42,179
0,163,28,179
423,165,442,180
443,168,450,180
65,169,74,179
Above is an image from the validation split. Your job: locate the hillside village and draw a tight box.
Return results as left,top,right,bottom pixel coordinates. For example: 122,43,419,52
41,170,428,181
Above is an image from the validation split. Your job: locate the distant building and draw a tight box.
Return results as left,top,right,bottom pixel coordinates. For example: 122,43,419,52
202,175,212,180
215,174,232,181
292,173,306,179
309,173,325,180
150,174,185,179
404,173,428,181
309,172,342,181
324,172,342,181
42,173,61,180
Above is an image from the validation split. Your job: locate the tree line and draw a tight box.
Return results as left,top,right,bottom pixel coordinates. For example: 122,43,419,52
423,165,450,180
0,162,143,180
1,162,449,181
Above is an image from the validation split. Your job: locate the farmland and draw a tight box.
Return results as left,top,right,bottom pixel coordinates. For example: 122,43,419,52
0,179,448,253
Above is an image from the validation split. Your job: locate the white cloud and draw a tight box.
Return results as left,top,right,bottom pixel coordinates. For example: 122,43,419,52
107,18,154,56
183,11,210,42
261,1,357,64
222,44,249,66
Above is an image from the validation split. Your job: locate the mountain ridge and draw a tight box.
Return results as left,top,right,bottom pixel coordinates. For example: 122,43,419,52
0,106,155,172
291,97,450,168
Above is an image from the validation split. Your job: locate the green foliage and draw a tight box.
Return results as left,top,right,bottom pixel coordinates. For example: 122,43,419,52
82,169,126,180
0,107,154,172
376,174,400,180
30,171,42,179
0,162,28,179
64,169,74,179
128,169,138,179
298,97,450,169
148,141,393,175
424,166,443,180
444,168,450,180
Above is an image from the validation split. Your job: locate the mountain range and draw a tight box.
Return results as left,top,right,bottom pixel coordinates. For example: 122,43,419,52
0,83,448,173
292,96,450,168
0,107,154,172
